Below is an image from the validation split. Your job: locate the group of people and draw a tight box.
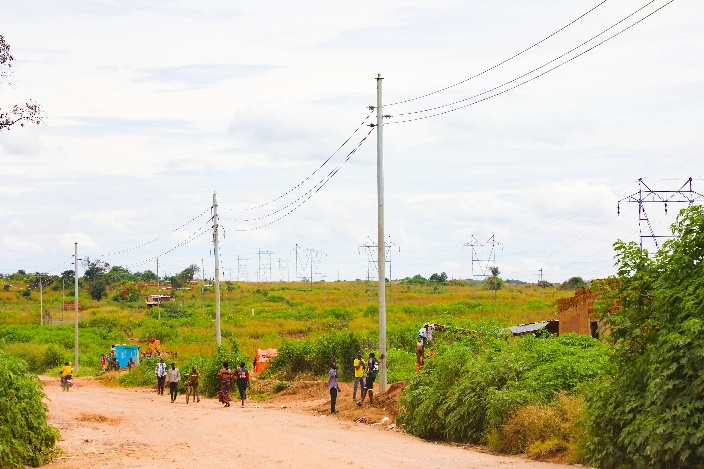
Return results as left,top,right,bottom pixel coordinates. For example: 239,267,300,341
100,352,121,372
328,351,382,414
153,358,249,407
218,361,250,408
154,358,201,403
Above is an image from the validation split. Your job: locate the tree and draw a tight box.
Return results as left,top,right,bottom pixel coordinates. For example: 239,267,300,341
484,267,504,292
429,272,448,284
586,205,704,468
0,35,43,131
560,276,587,290
81,258,109,301
179,264,200,282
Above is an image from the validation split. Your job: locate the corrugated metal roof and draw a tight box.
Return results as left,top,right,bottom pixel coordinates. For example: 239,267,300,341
509,320,553,335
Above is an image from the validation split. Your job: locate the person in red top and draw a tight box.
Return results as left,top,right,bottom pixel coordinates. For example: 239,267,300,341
235,362,250,408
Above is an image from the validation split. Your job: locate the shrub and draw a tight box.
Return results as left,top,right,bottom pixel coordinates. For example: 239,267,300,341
0,350,59,468
586,206,704,468
398,332,607,444
487,392,585,459
42,345,66,371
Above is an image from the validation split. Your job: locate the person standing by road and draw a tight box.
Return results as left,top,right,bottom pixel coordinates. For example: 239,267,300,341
166,362,180,403
360,352,379,405
219,361,233,407
187,366,200,403
353,351,366,404
100,354,107,372
328,361,341,414
235,362,250,408
155,358,167,395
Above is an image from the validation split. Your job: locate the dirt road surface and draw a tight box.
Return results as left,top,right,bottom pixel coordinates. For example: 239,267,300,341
41,376,578,469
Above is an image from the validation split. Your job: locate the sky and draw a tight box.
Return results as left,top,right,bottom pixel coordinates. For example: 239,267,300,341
1,0,703,284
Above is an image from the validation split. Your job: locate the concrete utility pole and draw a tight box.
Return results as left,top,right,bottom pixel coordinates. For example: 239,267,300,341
156,257,160,320
376,73,387,393
213,192,222,346
39,275,43,326
74,242,79,370
62,279,65,324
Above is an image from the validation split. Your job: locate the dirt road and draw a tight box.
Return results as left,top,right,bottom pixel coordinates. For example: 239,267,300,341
41,376,577,469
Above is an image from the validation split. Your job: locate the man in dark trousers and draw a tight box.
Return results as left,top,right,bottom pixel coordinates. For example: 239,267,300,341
154,357,167,395
360,352,380,405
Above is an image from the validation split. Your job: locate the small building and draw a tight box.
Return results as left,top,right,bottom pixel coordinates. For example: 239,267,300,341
146,294,172,308
114,345,140,369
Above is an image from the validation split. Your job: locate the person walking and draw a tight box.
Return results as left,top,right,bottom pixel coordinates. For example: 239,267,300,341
235,362,250,408
166,362,180,403
219,361,233,407
360,352,379,405
353,351,366,404
187,366,200,403
155,358,167,395
328,361,341,414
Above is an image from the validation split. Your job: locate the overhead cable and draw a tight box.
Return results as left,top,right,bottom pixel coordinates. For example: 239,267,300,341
221,110,374,214
389,0,674,124
99,207,212,257
386,0,611,107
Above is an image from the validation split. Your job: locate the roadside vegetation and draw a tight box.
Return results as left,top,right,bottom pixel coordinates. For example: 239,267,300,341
2,207,703,468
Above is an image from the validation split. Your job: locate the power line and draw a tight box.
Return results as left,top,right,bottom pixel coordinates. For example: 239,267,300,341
395,0,656,118
99,207,212,257
386,0,611,106
389,0,674,124
220,127,375,232
221,110,374,215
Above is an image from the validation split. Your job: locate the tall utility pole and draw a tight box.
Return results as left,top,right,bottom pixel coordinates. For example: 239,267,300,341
258,250,272,282
156,257,160,320
74,242,79,370
213,192,222,346
375,73,387,393
62,279,65,324
237,256,249,282
39,275,43,326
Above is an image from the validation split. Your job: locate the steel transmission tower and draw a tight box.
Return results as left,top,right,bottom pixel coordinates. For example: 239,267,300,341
618,178,704,250
257,250,272,282
464,235,502,279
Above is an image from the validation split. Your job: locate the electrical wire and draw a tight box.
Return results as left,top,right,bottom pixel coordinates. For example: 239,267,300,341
99,207,212,257
219,127,375,231
386,0,611,107
395,0,655,118
120,217,213,270
389,0,674,124
221,110,374,214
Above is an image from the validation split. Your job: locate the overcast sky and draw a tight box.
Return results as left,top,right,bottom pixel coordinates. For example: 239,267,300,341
1,0,702,284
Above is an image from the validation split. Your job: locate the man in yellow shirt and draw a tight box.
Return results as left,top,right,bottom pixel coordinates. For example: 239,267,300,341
60,362,73,387
353,352,366,404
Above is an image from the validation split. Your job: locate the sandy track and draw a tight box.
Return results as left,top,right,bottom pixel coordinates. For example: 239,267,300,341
41,376,577,469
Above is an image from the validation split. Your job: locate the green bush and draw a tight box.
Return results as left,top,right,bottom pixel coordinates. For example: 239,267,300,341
266,331,373,380
398,332,607,444
0,350,59,468
586,206,704,468
42,345,66,371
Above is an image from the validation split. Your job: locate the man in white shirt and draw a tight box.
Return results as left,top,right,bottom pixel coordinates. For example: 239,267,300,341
155,358,167,395
166,362,180,403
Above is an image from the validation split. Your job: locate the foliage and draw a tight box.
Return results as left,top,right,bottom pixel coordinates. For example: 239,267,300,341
560,277,587,290
398,332,607,444
585,206,704,469
487,392,586,460
429,272,448,284
266,331,373,380
118,356,159,387
0,350,58,468
484,267,504,291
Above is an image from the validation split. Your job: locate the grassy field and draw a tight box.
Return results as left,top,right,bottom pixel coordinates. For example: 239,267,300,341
0,279,572,371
